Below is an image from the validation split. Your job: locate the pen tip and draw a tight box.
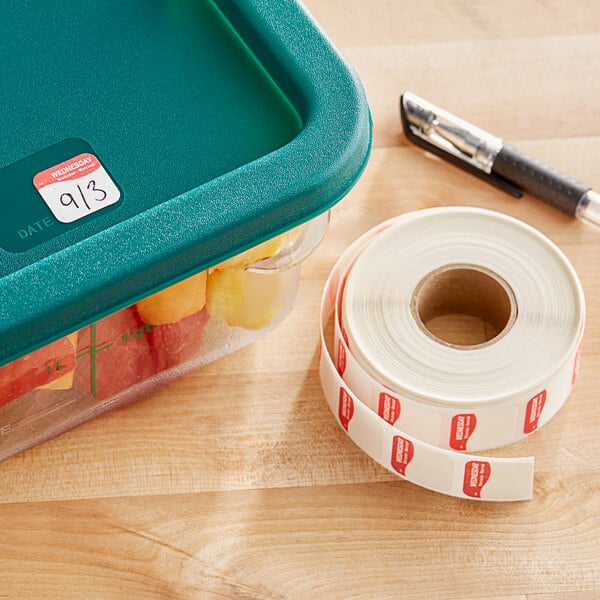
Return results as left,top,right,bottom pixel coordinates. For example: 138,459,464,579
400,92,436,131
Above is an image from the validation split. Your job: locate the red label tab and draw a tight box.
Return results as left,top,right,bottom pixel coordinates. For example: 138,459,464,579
449,413,477,450
337,338,346,376
341,327,349,348
378,392,401,425
391,435,414,476
524,390,547,434
463,460,491,498
338,387,354,431
33,153,100,188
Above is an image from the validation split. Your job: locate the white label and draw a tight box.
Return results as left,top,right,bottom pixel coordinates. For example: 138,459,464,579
33,153,120,223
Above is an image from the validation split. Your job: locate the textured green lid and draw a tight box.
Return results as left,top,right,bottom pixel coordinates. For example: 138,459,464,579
0,0,371,365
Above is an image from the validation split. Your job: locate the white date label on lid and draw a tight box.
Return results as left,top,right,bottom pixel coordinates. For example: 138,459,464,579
33,153,120,223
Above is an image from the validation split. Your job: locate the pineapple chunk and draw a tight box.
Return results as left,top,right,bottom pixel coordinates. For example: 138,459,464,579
206,268,285,330
136,271,207,325
215,236,282,270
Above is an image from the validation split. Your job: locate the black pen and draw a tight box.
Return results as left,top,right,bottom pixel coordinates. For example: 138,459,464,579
400,91,600,227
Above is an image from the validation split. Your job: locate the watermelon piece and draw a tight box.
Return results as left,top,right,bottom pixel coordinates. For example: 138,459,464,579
74,306,208,401
74,306,155,401
150,307,209,371
37,333,78,390
0,335,77,408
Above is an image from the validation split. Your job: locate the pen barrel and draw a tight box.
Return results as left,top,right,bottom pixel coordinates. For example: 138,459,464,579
493,144,589,217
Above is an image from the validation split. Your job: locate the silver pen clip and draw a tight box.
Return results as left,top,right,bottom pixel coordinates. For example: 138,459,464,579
400,92,522,198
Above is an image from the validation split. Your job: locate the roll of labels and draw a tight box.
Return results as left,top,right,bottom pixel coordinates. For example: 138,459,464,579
319,207,585,501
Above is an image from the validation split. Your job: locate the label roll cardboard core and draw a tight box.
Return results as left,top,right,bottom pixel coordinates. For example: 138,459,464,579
319,207,585,501
411,264,517,348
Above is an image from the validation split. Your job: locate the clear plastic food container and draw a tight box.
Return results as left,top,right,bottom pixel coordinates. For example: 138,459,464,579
0,0,371,461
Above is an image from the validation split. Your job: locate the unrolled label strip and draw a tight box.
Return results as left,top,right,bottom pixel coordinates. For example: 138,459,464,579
319,207,585,501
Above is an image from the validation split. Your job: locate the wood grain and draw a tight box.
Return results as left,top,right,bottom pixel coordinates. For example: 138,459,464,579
1,1,599,598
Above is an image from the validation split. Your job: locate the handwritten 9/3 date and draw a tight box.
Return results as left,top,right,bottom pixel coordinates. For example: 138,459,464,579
60,178,107,211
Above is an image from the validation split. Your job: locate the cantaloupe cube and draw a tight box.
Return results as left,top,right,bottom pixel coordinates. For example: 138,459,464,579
136,271,207,325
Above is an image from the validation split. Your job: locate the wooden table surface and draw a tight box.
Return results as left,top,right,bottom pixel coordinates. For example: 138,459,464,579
1,2,599,598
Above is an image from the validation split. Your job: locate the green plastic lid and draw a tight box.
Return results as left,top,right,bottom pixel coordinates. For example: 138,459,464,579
0,0,371,366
